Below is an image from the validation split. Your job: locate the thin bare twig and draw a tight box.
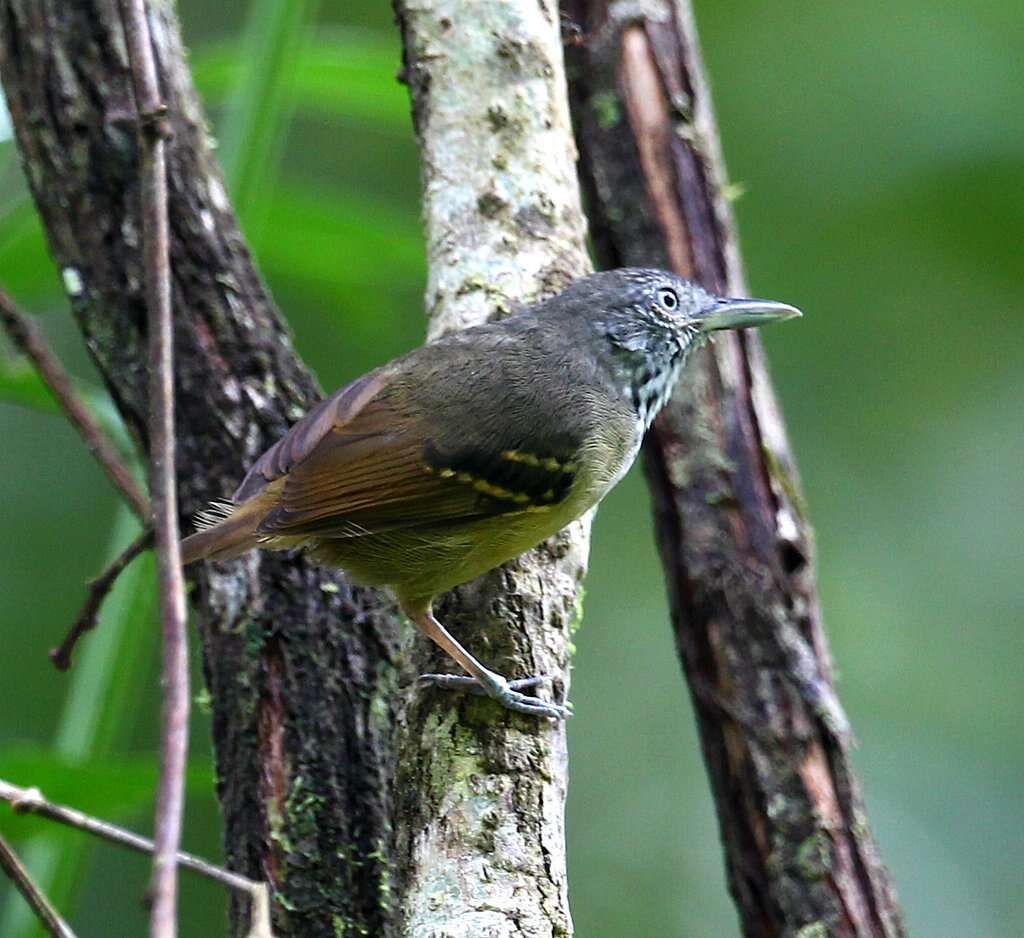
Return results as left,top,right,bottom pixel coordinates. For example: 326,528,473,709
49,527,155,671
0,831,78,938
0,289,150,521
0,289,155,671
0,780,273,938
117,2,189,936
0,779,253,894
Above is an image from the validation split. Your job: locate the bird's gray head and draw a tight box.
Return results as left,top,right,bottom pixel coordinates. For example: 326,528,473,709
546,267,801,426
557,267,799,352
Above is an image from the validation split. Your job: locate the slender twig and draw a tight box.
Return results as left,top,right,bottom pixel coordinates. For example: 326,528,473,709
0,780,273,938
117,3,189,937
0,779,254,894
0,289,150,521
0,831,78,938
49,527,155,671
0,289,156,669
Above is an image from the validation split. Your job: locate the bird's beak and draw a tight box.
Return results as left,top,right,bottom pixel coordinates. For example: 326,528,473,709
694,297,802,333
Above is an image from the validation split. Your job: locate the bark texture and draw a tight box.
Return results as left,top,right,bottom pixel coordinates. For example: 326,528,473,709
0,3,400,935
3,0,593,934
391,2,591,935
563,2,906,936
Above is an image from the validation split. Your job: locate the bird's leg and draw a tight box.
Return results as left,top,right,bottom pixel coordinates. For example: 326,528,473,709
408,606,570,720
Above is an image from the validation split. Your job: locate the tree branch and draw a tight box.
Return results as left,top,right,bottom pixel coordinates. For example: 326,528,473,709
0,779,272,938
0,287,157,677
564,3,905,935
49,527,155,671
0,831,77,938
0,3,400,934
390,1,591,933
0,289,149,521
116,2,189,934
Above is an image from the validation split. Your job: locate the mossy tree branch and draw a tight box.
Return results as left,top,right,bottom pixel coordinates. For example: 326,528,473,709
390,2,591,934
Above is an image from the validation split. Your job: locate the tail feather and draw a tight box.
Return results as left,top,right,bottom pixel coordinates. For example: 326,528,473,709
180,497,268,565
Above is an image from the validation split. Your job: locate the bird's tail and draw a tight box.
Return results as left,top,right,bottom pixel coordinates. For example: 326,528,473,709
180,497,268,565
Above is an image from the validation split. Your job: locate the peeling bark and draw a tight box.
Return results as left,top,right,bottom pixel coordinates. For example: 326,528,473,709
391,2,592,935
0,3,399,935
563,2,906,936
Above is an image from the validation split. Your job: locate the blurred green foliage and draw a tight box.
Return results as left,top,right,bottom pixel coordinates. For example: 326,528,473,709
1,1,1021,935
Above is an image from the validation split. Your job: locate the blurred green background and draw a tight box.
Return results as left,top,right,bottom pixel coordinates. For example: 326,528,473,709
1,1,1021,935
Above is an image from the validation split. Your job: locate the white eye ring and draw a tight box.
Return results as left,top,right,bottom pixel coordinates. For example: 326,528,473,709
657,287,679,311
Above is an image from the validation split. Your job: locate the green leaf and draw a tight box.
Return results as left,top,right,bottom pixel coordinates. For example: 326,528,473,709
0,359,58,413
0,749,215,844
218,0,321,237
0,352,136,459
0,509,159,938
252,181,424,291
0,200,60,305
193,30,407,131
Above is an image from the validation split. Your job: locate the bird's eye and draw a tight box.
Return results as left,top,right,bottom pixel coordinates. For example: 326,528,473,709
656,287,679,311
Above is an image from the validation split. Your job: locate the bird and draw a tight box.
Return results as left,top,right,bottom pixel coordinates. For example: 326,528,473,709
181,268,800,719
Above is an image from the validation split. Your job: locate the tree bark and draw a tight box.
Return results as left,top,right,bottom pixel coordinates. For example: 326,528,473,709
2,0,591,935
563,3,906,936
0,3,400,935
390,3,591,935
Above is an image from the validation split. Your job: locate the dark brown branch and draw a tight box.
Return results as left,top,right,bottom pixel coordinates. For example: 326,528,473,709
0,779,272,937
48,527,155,671
0,831,77,938
564,2,905,936
0,3,401,934
0,289,150,521
116,2,189,935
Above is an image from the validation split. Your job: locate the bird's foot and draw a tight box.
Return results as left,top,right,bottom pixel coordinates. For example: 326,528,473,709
418,672,572,720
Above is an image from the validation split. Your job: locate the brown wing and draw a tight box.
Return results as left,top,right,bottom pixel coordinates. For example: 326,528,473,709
233,371,385,502
255,406,491,538
243,371,579,540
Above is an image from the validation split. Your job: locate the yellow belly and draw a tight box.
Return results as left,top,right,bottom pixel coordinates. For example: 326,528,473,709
303,420,641,606
306,492,581,605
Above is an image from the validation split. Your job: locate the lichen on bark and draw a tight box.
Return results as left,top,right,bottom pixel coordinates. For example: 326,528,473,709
391,2,592,935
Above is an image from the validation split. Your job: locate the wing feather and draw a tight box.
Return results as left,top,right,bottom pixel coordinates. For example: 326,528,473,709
255,394,514,538
232,371,385,502
233,339,587,541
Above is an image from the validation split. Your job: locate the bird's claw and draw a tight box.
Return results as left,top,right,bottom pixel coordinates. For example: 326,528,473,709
418,672,572,720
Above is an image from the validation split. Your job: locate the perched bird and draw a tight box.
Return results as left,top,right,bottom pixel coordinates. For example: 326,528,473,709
182,268,799,718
